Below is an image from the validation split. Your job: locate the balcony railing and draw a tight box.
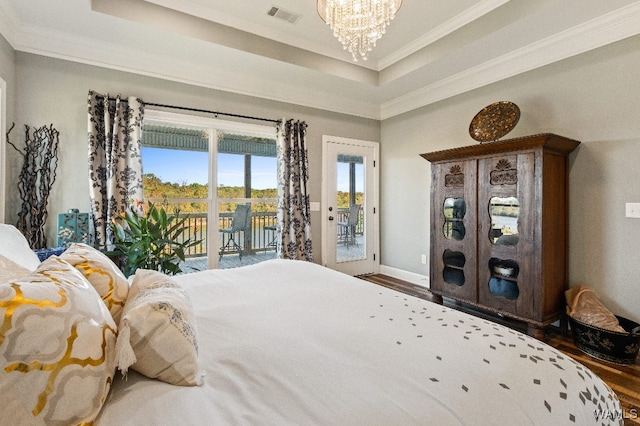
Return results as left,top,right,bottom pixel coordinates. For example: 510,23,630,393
178,207,362,259
179,211,278,258
179,213,207,258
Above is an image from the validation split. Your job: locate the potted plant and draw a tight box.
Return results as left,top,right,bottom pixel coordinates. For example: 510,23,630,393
108,201,202,277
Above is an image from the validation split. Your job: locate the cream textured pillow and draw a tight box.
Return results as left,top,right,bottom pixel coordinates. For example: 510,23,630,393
60,243,129,323
0,256,117,425
0,254,30,282
115,269,202,386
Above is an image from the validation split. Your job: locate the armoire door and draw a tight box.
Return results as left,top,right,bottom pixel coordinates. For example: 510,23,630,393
476,152,535,318
430,159,477,303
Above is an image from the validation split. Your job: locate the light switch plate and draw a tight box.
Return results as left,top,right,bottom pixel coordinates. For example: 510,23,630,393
310,201,320,211
625,203,640,218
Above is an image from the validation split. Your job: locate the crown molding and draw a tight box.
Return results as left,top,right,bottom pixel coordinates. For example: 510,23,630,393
377,0,511,70
380,1,640,120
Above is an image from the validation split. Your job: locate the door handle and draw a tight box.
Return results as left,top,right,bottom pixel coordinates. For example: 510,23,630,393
329,216,334,221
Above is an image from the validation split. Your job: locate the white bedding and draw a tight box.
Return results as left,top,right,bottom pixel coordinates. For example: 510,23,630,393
96,259,621,425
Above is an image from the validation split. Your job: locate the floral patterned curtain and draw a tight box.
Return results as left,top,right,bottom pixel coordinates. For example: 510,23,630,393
87,91,144,250
276,119,313,261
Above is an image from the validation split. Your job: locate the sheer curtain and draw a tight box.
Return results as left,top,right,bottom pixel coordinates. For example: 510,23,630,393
87,91,144,250
276,119,313,261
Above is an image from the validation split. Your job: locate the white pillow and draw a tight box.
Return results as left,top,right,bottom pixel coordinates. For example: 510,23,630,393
115,269,202,386
0,254,30,282
0,224,41,271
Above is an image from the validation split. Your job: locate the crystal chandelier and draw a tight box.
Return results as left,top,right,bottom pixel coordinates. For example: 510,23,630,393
317,0,403,62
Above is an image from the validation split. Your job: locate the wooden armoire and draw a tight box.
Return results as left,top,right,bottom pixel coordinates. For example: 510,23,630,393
421,134,580,339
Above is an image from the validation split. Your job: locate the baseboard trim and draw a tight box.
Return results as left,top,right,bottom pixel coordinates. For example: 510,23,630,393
379,265,430,288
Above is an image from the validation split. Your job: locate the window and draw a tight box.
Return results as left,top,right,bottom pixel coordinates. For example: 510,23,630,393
141,127,210,262
141,110,277,271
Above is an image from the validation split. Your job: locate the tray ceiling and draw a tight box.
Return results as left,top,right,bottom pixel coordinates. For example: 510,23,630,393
1,0,639,119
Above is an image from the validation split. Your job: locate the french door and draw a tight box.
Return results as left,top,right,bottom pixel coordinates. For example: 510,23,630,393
322,136,379,275
143,109,277,271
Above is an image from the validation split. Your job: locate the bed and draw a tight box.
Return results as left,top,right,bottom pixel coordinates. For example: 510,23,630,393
0,224,623,425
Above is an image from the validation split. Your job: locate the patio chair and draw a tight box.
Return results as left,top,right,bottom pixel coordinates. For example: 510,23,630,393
219,204,251,260
337,204,361,246
265,224,278,250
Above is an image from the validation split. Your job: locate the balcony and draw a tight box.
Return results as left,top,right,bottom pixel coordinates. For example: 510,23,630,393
178,208,364,272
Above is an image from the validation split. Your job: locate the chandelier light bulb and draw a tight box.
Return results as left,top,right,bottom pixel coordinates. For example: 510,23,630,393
317,0,402,62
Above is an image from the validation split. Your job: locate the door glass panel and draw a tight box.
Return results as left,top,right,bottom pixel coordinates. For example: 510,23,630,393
217,134,277,269
489,196,519,245
336,154,365,263
443,197,466,240
141,143,209,274
324,140,377,276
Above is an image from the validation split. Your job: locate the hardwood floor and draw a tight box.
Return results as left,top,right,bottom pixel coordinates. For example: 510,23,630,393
358,273,640,425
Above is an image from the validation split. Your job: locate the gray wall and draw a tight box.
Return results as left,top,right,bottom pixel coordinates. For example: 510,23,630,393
0,33,16,221
0,33,15,125
7,52,380,258
381,34,640,321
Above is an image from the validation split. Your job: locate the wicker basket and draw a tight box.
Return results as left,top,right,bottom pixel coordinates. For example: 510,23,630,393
569,315,640,364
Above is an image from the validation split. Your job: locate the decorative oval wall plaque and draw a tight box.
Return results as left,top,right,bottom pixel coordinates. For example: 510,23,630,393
469,101,520,143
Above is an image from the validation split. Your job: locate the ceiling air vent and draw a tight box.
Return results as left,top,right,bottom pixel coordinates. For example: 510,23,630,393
267,6,302,24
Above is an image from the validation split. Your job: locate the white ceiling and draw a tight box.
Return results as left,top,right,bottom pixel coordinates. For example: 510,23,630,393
1,0,640,119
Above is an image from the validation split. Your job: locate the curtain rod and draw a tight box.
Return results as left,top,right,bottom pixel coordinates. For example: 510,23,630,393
145,102,282,125
95,94,282,125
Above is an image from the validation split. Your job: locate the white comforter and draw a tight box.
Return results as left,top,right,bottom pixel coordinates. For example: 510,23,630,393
96,259,621,425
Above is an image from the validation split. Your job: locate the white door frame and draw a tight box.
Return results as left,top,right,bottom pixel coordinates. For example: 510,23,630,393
321,135,379,275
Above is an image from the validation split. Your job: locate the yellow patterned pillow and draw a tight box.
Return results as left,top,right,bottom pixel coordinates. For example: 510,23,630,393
0,256,117,425
60,243,129,323
115,269,202,386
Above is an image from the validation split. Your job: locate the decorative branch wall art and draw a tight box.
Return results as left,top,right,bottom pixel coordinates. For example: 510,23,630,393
6,123,60,249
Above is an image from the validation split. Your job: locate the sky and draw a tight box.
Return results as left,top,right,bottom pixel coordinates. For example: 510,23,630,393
142,147,362,192
141,147,277,189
